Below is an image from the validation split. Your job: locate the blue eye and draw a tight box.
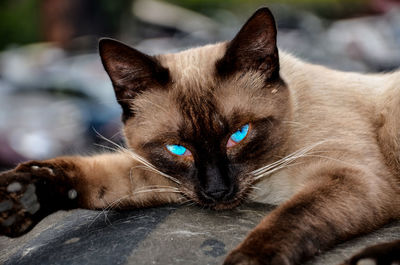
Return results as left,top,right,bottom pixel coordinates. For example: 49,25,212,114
231,124,249,142
228,124,250,147
166,144,191,156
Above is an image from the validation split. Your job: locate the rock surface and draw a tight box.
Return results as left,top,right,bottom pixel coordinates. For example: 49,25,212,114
1,203,399,265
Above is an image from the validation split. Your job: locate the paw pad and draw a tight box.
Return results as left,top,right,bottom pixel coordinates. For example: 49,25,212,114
20,184,40,214
1,215,16,227
68,189,78,200
7,182,22,193
0,200,13,212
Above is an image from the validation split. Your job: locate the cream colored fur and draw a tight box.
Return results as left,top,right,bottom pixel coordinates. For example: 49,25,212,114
252,52,400,206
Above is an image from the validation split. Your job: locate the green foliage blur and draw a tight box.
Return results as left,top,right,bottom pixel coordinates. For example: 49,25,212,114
0,0,41,50
0,0,371,51
0,0,131,51
164,0,369,17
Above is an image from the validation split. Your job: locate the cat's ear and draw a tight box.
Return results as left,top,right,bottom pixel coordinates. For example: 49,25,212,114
99,38,169,121
216,7,279,81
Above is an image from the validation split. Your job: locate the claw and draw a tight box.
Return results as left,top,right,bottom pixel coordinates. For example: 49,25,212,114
30,165,54,176
46,168,54,175
31,165,40,170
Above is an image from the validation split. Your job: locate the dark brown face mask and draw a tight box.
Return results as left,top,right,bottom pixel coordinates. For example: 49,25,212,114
98,7,289,209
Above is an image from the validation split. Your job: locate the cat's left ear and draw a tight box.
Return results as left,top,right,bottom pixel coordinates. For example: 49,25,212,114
99,38,170,121
216,7,279,81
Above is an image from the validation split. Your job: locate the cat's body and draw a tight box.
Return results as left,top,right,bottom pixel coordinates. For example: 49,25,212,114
0,8,399,265
253,51,400,206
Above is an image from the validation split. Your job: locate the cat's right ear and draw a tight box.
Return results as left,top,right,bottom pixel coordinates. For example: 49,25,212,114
216,8,279,82
99,38,170,122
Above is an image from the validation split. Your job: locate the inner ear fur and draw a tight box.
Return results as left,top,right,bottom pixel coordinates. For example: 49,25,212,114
99,38,170,121
216,7,280,81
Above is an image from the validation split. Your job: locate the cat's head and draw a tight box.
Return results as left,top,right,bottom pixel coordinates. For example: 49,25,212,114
99,8,291,209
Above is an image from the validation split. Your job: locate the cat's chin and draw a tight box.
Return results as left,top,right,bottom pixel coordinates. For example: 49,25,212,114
181,184,252,210
210,200,243,210
196,197,244,211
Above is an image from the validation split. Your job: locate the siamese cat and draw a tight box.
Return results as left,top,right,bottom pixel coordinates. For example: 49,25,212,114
0,7,399,265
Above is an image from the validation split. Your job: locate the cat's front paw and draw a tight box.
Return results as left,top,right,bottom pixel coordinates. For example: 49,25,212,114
0,168,44,237
0,161,78,237
341,240,400,265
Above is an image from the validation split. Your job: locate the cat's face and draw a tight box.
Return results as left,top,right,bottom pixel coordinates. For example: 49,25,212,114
100,8,291,209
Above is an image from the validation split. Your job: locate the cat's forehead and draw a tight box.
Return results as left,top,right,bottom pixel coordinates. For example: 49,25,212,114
157,43,226,90
126,43,283,144
128,44,224,137
156,42,271,114
130,85,224,143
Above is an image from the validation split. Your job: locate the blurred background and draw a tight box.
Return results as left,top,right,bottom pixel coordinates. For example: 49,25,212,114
0,0,400,170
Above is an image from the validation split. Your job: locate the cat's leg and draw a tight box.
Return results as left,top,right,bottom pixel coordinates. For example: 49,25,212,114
223,167,398,265
342,240,400,265
0,152,182,237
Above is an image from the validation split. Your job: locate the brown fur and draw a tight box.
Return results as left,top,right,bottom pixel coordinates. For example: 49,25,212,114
0,7,399,265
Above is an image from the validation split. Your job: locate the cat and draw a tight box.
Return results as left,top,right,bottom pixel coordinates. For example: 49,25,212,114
0,7,399,265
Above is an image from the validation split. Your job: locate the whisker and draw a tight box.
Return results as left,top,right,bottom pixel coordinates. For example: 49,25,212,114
93,129,181,186
129,167,135,192
88,185,182,227
93,143,120,152
93,128,128,151
109,130,124,140
138,185,180,189
252,140,331,174
88,195,131,227
253,161,305,181
131,189,181,196
297,154,354,167
133,185,180,192
251,140,335,181
139,98,171,115
281,120,309,129
177,197,194,206
131,165,181,185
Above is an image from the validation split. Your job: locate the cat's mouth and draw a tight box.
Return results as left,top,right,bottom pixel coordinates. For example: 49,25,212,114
180,180,253,210
192,189,250,210
208,199,243,210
